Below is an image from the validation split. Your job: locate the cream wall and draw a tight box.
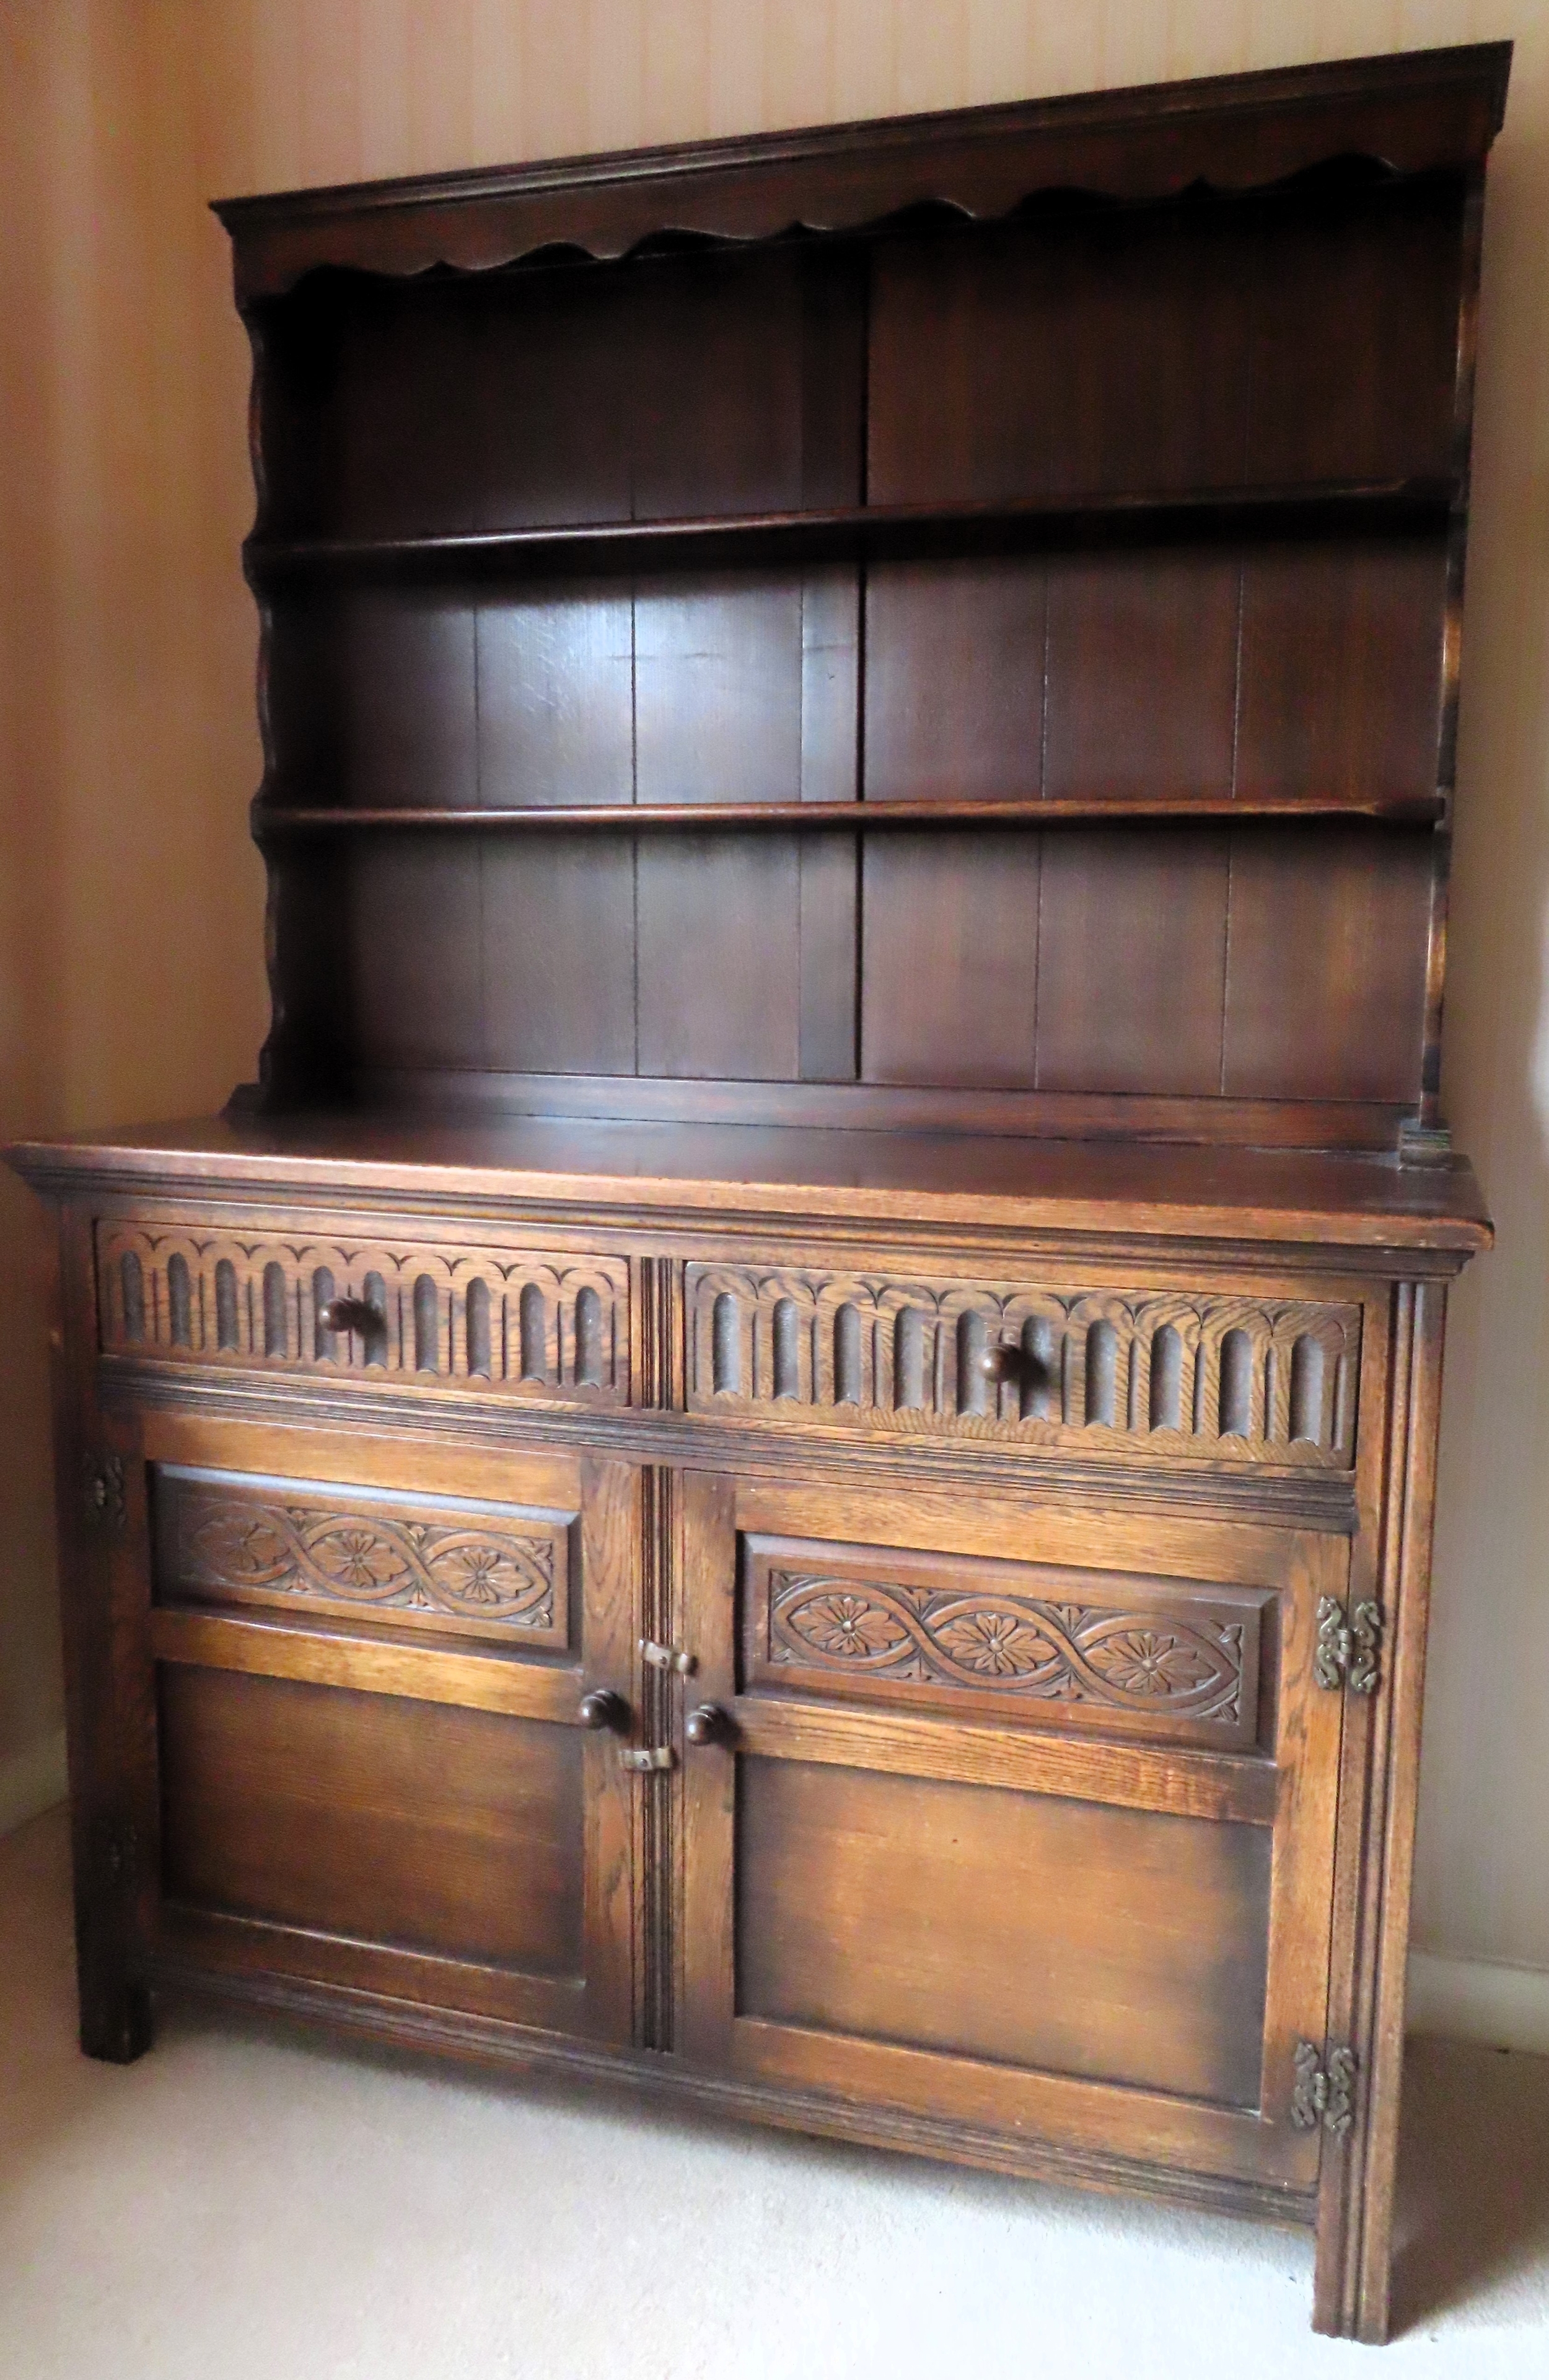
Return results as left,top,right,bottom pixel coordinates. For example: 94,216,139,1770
1,1,1545,2027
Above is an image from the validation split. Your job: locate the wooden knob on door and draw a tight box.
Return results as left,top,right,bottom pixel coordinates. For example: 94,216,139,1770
684,1703,731,1747
975,1342,1019,1385
577,1690,629,1734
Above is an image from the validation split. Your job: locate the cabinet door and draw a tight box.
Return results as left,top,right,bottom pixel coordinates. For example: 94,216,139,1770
678,1473,1344,2194
133,1413,640,2045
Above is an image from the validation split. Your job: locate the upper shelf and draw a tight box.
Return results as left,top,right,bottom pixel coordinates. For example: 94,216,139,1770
254,796,1447,836
247,477,1457,588
212,44,1511,303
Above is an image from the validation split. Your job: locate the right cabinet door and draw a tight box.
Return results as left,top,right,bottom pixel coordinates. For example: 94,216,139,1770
677,1471,1345,2197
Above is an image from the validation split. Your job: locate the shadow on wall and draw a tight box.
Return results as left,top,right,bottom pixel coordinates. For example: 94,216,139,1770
1392,2037,1549,2332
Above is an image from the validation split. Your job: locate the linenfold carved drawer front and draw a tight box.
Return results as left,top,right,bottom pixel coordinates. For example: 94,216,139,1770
688,1264,1359,1466
742,1533,1268,1752
96,1224,628,1404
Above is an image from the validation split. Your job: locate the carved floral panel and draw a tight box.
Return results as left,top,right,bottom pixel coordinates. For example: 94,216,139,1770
688,1261,1359,1466
155,1466,572,1651
742,1533,1266,1748
97,1222,628,1404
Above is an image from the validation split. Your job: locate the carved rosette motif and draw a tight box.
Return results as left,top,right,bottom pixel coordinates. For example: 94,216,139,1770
687,1262,1359,1466
766,1571,1245,1723
159,1472,571,1647
95,1222,628,1403
182,1499,556,1627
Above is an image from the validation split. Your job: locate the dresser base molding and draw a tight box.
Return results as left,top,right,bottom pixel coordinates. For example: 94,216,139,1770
140,1951,1320,2236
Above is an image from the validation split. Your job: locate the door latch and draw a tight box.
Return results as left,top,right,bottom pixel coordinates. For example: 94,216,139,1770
617,1745,676,1773
638,1636,696,1677
1314,1596,1383,1695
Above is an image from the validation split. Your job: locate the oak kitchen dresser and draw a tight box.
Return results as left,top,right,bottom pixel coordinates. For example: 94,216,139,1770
8,43,1507,2343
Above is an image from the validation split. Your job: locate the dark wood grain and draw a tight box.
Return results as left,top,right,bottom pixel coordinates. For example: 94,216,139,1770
4,50,1512,2348
1245,178,1465,489
1222,826,1434,1101
1235,543,1449,807
159,1664,586,1975
256,796,1446,832
636,834,800,1080
1035,829,1231,1093
634,575,803,806
320,589,479,809
737,1756,1273,2104
481,832,638,1077
245,480,1458,587
628,248,809,521
868,205,1253,504
343,835,485,1073
476,583,634,809
217,46,1509,303
861,831,1042,1086
472,260,633,534
864,560,1045,802
1043,553,1239,803
6,1110,1494,1256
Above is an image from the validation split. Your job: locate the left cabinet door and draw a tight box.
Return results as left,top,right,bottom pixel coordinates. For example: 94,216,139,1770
118,1413,643,2047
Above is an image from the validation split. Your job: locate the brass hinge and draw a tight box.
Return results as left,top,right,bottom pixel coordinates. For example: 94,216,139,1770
618,1745,676,1773
1314,1595,1383,1695
83,1454,127,1532
638,1636,696,1677
1291,2040,1358,2136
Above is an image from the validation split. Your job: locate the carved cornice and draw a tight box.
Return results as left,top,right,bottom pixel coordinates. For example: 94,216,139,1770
211,46,1510,302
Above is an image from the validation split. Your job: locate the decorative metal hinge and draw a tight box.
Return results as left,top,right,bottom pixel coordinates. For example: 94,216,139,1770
83,1454,127,1532
1314,1595,1383,1695
638,1636,696,1677
618,1745,676,1773
1291,2041,1358,2136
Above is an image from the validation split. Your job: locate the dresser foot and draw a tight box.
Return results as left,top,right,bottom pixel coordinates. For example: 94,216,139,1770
79,1980,153,2065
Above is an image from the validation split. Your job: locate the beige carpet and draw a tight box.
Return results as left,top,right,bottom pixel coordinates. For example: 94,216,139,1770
1,1807,1545,2378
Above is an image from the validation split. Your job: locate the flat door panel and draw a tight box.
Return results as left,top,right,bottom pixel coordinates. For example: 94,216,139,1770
160,1667,584,1978
738,1758,1271,2105
138,1414,640,2045
678,1473,1343,2190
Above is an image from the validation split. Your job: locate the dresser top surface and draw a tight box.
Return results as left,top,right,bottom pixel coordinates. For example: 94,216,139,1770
6,1113,1491,1258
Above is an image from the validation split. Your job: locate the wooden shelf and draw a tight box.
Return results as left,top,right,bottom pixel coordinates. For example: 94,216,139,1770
255,796,1447,835
245,478,1457,587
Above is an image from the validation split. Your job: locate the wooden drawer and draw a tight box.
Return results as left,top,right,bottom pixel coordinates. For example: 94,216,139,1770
687,1258,1359,1466
95,1222,630,1406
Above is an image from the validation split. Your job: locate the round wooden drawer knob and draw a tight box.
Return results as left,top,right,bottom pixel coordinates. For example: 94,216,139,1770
684,1703,731,1747
975,1343,1020,1385
320,1295,381,1336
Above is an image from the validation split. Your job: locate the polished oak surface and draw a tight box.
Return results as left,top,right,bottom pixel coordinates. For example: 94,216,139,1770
7,1114,1491,1254
5,45,1507,2353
